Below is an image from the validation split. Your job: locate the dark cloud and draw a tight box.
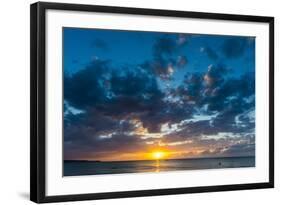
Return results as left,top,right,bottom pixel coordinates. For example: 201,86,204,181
223,143,255,157
64,108,145,159
170,64,231,108
201,46,218,60
221,37,249,58
64,55,195,136
140,101,193,133
110,69,161,98
64,59,110,109
141,58,174,80
153,37,178,57
93,68,165,121
64,131,147,160
203,71,255,112
166,63,255,140
104,69,194,132
141,35,189,79
203,64,228,88
172,73,203,104
178,120,214,137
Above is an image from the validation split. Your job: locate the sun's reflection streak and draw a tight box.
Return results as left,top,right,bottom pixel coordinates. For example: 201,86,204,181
155,159,160,172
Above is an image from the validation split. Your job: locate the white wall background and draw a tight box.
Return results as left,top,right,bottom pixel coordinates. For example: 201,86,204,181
0,0,279,204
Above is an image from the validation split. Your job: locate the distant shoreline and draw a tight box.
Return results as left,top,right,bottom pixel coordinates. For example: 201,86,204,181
64,156,255,163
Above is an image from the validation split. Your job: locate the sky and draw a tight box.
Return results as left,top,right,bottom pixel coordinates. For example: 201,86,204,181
63,27,255,161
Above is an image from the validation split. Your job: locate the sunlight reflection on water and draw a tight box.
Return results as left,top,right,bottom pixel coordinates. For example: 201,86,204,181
64,157,255,176
155,160,160,172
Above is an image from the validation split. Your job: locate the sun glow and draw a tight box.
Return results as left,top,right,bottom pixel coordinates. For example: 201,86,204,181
152,151,166,160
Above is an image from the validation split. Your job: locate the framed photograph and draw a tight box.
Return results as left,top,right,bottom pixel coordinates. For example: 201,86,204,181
30,2,274,203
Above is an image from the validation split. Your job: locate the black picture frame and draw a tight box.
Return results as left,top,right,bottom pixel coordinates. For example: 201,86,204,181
30,1,274,203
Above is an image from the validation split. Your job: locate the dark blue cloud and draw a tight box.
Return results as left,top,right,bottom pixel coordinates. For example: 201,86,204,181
64,59,110,109
64,58,192,135
166,63,255,140
221,37,251,58
223,143,255,157
201,46,218,60
171,72,203,104
141,35,189,79
153,36,178,56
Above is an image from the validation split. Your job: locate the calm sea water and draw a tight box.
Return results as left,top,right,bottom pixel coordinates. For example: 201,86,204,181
64,157,255,176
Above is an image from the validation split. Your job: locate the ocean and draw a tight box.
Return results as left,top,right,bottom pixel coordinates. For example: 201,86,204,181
64,156,255,176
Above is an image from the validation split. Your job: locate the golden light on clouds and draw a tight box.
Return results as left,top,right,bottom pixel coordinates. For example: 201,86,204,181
94,118,232,162
130,118,164,139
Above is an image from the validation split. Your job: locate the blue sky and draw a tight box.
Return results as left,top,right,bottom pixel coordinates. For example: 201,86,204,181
63,27,255,161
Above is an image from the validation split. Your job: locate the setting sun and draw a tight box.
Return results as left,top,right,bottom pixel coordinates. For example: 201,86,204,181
152,151,166,160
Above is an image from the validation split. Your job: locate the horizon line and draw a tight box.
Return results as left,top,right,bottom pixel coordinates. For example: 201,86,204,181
64,155,255,163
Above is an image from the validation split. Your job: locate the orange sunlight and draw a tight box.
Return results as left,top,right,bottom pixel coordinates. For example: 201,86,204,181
151,151,167,160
